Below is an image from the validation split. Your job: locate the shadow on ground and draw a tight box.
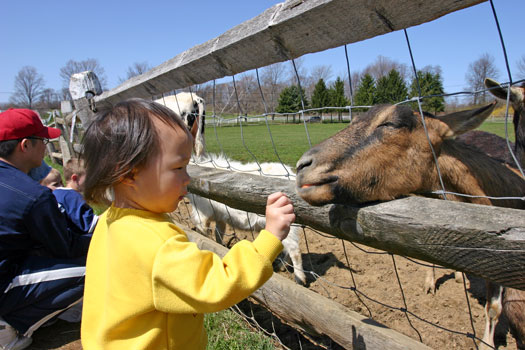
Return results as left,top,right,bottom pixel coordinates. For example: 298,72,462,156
27,320,81,350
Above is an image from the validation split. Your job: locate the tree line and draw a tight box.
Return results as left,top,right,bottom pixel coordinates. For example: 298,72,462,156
4,53,525,116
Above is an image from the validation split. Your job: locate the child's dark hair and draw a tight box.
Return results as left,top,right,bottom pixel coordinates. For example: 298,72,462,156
81,98,189,205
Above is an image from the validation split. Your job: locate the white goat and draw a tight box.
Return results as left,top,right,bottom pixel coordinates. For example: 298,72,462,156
155,92,206,157
188,154,306,286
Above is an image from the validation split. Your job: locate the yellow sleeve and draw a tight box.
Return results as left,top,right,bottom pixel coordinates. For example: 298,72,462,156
152,229,283,314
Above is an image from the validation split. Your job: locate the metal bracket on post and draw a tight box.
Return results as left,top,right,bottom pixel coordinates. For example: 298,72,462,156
69,71,102,128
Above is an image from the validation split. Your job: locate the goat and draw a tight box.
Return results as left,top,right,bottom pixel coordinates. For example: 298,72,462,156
155,92,206,157
484,78,525,168
457,78,524,169
188,154,306,286
295,98,525,349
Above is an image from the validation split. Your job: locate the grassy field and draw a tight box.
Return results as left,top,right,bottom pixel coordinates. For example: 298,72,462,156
204,119,515,167
205,309,275,350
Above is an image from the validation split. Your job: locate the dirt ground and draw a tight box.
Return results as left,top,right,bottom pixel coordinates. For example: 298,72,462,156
27,200,519,350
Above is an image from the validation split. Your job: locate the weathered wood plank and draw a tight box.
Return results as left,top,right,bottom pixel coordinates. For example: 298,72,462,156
187,164,525,290
185,229,431,350
96,0,485,105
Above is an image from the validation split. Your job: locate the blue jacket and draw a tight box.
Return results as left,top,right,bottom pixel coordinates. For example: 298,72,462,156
53,188,97,235
0,161,91,286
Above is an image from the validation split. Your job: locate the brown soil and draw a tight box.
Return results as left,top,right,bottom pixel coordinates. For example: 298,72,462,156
27,201,518,350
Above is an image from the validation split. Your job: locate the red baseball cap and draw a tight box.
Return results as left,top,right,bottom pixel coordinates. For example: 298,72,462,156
0,108,61,141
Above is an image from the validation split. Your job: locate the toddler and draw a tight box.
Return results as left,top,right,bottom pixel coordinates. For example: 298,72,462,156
80,98,295,350
53,158,97,235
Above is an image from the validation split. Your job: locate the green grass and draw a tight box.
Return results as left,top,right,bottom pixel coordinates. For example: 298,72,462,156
204,123,348,167
477,119,515,142
204,119,514,167
205,309,275,350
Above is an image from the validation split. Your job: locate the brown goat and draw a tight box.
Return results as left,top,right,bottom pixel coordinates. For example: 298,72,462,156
484,78,525,169
295,101,525,349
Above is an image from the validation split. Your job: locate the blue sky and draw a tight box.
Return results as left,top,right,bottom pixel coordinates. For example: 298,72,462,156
1,0,523,104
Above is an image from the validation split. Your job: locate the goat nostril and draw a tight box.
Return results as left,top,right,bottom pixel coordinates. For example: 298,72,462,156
296,158,312,172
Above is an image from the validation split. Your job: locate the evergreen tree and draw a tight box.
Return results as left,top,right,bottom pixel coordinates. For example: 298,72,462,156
409,71,445,114
276,85,309,122
328,77,350,122
311,79,330,116
353,74,376,112
375,69,408,104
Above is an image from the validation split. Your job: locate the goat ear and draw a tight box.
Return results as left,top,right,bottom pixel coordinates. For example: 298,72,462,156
436,101,496,136
486,77,525,104
485,78,508,100
424,118,454,146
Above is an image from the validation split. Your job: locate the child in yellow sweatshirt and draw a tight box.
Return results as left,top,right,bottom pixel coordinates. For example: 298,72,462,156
80,98,295,350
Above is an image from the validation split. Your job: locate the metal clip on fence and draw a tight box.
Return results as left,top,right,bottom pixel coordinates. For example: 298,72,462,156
86,91,97,113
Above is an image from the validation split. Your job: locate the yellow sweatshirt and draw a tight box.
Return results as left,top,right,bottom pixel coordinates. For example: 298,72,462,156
81,205,283,350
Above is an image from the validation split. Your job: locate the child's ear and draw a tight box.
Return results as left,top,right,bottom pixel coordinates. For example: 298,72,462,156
120,169,137,185
71,174,78,182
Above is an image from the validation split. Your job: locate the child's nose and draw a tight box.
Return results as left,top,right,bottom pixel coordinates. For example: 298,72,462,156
183,170,191,186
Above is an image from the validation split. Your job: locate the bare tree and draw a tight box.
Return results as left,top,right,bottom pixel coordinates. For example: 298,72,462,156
260,62,286,112
347,71,362,103
38,88,60,109
310,65,333,85
517,55,525,80
363,55,409,82
59,58,108,91
307,65,333,98
59,87,72,102
9,66,45,109
287,57,308,87
465,53,500,104
118,61,151,83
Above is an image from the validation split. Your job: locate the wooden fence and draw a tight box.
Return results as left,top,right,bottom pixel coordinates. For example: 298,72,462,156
62,0,525,348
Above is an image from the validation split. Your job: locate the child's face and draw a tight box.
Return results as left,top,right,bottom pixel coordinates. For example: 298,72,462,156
126,119,192,213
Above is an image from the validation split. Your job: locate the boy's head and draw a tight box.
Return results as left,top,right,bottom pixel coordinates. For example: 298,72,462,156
0,109,61,173
64,158,86,192
40,168,63,190
82,98,195,209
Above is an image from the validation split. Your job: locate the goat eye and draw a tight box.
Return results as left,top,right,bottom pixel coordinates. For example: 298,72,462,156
377,122,396,129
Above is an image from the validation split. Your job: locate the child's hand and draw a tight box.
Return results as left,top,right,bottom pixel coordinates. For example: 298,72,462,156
265,192,295,241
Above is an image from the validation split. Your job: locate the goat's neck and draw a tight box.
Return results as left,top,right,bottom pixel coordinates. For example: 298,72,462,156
432,140,525,209
515,108,525,168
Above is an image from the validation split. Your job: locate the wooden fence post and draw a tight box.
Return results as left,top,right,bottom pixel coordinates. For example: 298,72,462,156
63,71,101,163
69,71,101,129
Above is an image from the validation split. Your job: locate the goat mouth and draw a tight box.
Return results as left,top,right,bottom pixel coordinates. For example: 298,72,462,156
297,176,338,190
296,176,339,206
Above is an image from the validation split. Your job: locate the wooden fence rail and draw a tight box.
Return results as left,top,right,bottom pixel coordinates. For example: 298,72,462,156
88,0,485,106
187,164,525,291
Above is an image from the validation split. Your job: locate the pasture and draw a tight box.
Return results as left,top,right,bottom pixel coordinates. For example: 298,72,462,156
203,118,516,166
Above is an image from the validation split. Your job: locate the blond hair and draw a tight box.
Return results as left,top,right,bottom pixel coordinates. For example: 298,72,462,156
40,168,63,189
63,158,86,182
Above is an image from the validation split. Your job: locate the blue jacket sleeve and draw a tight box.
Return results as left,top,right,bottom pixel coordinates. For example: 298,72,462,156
24,190,91,258
57,190,96,235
